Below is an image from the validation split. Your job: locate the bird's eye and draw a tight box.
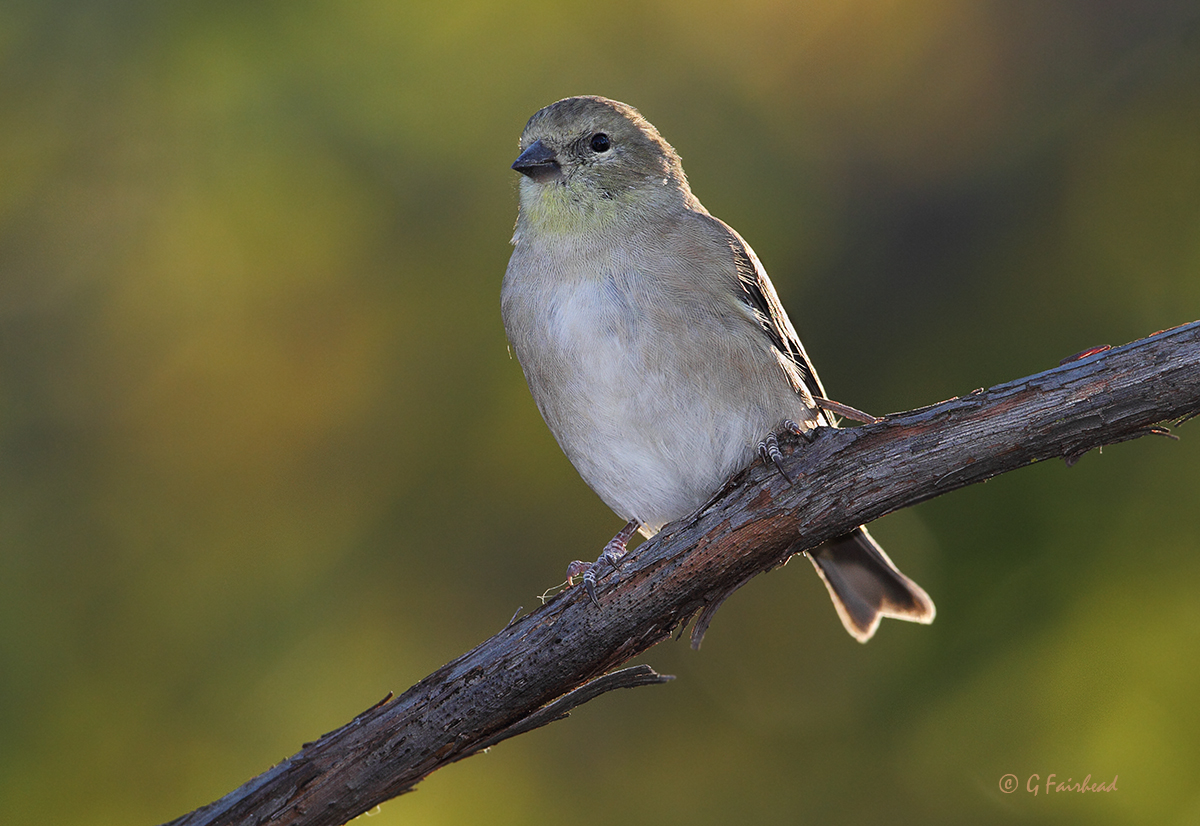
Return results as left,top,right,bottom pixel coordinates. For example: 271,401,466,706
590,133,611,153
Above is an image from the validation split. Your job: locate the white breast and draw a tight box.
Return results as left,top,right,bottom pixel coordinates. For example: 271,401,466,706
505,261,808,536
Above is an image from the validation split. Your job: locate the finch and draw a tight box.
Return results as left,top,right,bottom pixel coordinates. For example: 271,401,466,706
502,96,934,641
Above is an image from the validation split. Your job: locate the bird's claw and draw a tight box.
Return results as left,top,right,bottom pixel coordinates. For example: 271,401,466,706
757,420,816,484
582,540,628,605
583,571,601,606
566,520,639,606
758,432,793,484
785,419,818,444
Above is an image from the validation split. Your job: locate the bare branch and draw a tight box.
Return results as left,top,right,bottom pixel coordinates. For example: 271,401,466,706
163,320,1200,826
469,664,675,755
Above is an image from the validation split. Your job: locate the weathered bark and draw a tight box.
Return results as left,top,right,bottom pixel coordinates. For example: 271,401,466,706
164,321,1200,826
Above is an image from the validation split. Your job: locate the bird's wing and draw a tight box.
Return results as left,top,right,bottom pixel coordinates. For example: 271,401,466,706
722,224,829,406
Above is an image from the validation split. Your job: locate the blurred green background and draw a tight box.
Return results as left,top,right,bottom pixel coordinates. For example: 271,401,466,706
2,1,1199,824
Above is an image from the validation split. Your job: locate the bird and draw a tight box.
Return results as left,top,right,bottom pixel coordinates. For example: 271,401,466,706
501,95,934,642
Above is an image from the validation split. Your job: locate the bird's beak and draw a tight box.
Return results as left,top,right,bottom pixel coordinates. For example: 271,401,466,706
512,139,562,183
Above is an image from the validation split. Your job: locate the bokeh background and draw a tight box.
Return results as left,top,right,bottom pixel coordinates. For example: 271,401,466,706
3,1,1199,824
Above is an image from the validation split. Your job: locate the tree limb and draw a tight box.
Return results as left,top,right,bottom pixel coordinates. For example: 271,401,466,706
163,320,1200,826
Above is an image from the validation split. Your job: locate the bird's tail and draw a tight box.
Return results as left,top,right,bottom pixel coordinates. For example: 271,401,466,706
805,526,935,642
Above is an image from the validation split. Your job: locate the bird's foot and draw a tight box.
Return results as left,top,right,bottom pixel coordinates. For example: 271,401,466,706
566,519,641,606
758,419,808,484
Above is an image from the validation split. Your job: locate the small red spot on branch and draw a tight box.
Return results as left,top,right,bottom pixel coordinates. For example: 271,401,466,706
1150,322,1191,337
1060,345,1111,365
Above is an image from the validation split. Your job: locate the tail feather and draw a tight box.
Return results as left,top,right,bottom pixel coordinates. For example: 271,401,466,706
805,526,935,643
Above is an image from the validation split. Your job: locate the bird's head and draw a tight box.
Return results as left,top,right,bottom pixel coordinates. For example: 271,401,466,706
511,96,696,236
